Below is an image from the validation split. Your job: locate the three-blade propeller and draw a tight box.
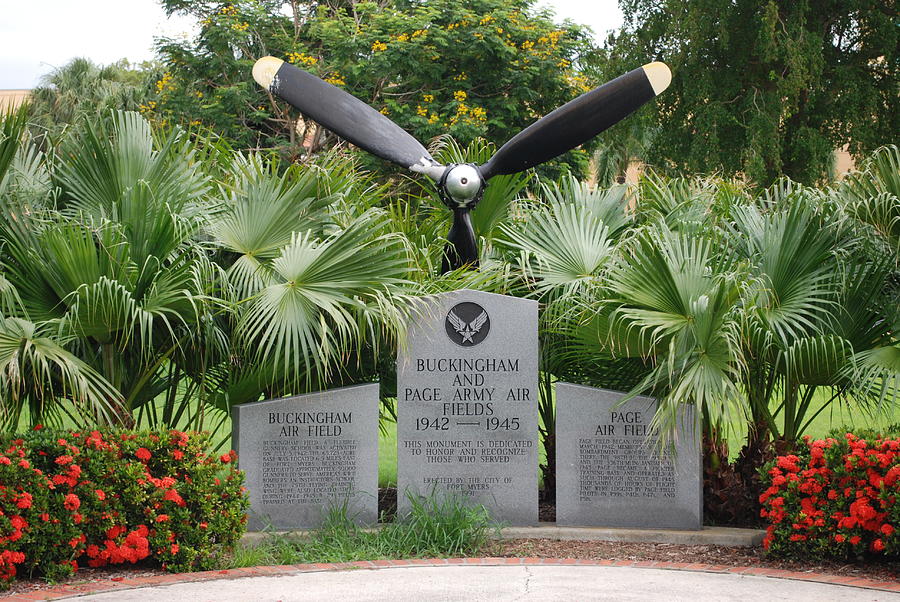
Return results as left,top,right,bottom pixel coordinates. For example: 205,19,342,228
252,55,671,272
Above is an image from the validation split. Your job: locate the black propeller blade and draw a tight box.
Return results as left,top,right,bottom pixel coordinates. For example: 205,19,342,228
252,57,671,274
479,63,671,180
252,57,442,177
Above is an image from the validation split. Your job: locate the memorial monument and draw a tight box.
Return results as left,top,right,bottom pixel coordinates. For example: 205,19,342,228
555,383,701,529
233,384,379,530
396,290,538,525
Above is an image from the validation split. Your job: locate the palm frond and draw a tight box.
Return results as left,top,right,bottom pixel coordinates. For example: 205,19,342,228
0,317,123,429
236,210,410,391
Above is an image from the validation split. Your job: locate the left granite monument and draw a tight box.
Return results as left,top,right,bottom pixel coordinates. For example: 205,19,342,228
233,383,380,530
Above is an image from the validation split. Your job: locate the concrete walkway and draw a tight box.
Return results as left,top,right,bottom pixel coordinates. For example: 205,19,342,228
11,559,898,601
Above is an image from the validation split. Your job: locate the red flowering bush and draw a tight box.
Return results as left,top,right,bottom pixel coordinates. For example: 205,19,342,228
760,428,899,559
0,429,248,587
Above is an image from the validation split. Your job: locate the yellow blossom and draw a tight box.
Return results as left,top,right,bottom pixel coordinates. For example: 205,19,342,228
454,90,467,102
288,52,318,66
411,29,427,38
422,94,434,102
428,113,439,124
371,40,387,52
380,107,390,115
155,72,175,93
557,59,570,68
189,120,202,126
416,105,428,116
521,40,534,51
395,33,409,42
452,72,468,81
479,15,494,25
456,103,469,115
567,74,591,93
325,73,346,86
194,90,203,98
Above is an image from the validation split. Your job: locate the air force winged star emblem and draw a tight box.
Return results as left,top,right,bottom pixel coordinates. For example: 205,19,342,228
448,309,488,344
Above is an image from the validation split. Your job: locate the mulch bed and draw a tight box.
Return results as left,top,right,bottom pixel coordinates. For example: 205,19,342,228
493,539,899,583
3,566,166,598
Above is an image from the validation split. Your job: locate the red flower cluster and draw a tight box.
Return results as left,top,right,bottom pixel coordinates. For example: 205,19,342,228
0,429,249,587
760,432,899,558
85,525,151,567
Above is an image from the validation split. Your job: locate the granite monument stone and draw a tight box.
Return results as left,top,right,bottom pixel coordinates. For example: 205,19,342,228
555,383,701,529
397,289,538,525
233,383,379,530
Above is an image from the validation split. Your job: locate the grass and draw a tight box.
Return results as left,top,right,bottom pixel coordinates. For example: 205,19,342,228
723,390,899,460
229,493,496,567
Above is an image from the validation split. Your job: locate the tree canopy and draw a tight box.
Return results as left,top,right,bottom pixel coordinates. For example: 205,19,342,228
153,0,597,172
607,0,898,185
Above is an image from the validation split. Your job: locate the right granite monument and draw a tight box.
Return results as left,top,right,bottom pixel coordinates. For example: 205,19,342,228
555,383,702,529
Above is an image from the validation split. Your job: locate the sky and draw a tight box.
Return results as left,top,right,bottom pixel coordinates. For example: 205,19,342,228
0,0,623,90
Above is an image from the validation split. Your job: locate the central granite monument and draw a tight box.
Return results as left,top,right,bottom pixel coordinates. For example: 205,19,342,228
396,289,538,525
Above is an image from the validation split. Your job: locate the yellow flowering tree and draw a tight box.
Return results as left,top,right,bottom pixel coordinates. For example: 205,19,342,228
155,0,596,173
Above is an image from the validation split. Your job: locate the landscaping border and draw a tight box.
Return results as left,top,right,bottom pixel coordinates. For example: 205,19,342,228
5,557,899,600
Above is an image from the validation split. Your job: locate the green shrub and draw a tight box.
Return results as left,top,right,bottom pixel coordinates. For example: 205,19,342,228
760,430,899,559
0,428,248,586
233,493,494,566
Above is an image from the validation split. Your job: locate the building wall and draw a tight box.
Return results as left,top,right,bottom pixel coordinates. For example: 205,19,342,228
0,90,31,111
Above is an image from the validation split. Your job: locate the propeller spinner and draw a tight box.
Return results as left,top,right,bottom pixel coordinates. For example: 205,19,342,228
252,56,671,273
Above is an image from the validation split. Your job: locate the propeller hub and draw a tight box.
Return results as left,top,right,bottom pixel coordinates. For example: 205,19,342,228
443,164,484,207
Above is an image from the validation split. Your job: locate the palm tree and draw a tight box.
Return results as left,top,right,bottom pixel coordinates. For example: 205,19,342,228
205,148,414,426
495,174,634,498
0,110,216,426
2,109,422,438
0,107,124,429
839,145,900,260
531,171,900,521
28,58,150,147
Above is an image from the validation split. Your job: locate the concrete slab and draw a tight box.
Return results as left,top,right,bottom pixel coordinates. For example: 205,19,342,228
497,523,766,547
241,524,766,548
71,565,897,602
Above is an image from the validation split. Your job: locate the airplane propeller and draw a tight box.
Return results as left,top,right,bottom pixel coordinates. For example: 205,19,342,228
252,56,671,272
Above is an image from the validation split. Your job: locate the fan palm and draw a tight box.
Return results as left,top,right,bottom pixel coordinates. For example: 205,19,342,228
728,189,897,446
203,149,415,412
839,145,900,259
231,209,411,397
0,107,125,428
495,174,633,495
0,111,215,426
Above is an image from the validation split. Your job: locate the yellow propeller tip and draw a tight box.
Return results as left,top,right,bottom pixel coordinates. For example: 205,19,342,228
252,56,284,89
642,62,672,95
